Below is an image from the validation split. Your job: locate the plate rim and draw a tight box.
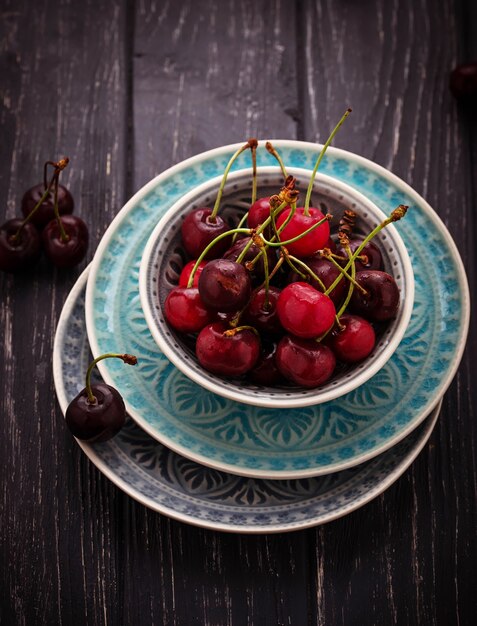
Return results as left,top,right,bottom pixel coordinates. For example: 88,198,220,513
84,140,470,478
55,266,443,533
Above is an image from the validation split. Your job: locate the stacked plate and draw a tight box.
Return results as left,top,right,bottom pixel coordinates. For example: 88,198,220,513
53,141,470,533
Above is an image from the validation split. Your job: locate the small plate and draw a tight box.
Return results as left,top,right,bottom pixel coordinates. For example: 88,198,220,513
55,268,442,533
85,141,469,478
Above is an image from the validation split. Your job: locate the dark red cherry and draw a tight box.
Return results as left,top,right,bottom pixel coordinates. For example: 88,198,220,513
287,257,346,306
329,314,376,363
248,341,286,386
65,382,126,443
276,206,330,257
244,286,282,334
450,62,477,103
277,282,336,338
350,270,400,321
198,258,251,312
223,237,276,282
276,335,336,388
42,215,89,267
21,183,74,229
164,287,213,333
0,219,41,272
196,322,260,376
181,208,230,259
337,238,383,272
178,260,207,287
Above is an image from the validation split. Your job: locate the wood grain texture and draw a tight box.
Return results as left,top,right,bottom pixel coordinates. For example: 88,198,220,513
0,0,476,624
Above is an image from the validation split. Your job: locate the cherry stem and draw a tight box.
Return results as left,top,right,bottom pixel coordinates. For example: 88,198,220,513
53,174,69,243
231,211,249,244
325,205,408,295
262,214,332,247
85,353,138,404
223,325,259,338
266,142,288,179
304,108,352,214
186,227,251,288
322,250,367,294
251,141,258,206
210,141,254,219
287,255,327,291
336,244,356,321
12,172,57,241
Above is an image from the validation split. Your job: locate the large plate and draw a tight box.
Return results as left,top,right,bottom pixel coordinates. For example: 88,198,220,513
55,268,442,533
85,141,469,479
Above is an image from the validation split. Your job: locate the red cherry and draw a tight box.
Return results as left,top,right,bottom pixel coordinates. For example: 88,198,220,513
450,62,477,103
276,207,330,257
244,286,282,334
276,335,336,388
21,182,74,229
181,208,230,259
196,322,260,376
329,314,375,362
248,341,286,386
178,260,207,287
287,257,346,306
164,287,213,333
247,196,272,229
0,219,41,272
277,282,335,338
42,215,89,268
198,258,251,312
337,238,383,272
223,237,277,283
66,382,126,442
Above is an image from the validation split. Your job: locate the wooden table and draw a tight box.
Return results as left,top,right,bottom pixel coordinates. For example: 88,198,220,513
1,1,476,624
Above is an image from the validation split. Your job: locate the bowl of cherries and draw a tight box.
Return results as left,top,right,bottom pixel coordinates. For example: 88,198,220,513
140,134,414,409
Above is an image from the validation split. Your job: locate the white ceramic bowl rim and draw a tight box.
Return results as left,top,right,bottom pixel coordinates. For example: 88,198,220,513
139,166,415,408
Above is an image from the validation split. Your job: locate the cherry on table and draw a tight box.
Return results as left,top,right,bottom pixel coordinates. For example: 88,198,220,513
196,322,260,376
42,214,89,268
21,182,74,229
65,353,137,443
0,219,41,272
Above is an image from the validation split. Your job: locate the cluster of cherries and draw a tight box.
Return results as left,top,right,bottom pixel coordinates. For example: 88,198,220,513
0,157,88,272
163,112,408,389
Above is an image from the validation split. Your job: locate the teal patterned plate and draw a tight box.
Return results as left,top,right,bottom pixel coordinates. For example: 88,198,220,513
85,141,469,479
55,268,441,532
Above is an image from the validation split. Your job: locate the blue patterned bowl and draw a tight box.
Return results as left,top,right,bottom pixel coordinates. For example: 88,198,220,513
140,167,414,408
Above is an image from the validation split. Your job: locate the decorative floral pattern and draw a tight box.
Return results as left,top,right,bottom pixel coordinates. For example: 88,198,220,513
54,268,441,530
85,142,469,477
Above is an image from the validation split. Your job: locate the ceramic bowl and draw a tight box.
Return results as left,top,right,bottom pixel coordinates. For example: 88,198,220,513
139,166,414,409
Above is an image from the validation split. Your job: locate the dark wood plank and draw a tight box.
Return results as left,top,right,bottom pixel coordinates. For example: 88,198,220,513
299,0,477,624
0,0,129,623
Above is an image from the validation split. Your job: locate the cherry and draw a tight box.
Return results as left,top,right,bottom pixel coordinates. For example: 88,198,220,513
196,322,260,376
42,214,89,268
0,219,41,272
65,353,137,442
181,208,231,259
349,270,400,321
248,340,286,386
178,260,207,287
248,196,273,229
328,314,375,362
275,206,330,257
450,62,477,103
277,282,336,338
21,182,74,229
276,335,336,388
223,237,276,282
198,258,251,312
164,287,213,333
244,286,282,334
337,238,383,272
287,257,346,306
